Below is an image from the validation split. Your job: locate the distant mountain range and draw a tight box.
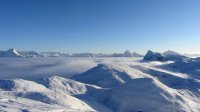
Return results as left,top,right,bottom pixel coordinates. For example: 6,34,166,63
0,48,143,58
1,48,198,59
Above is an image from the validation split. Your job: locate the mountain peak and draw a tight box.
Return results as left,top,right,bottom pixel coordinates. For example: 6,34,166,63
143,50,164,61
146,50,154,54
123,50,132,57
7,48,21,56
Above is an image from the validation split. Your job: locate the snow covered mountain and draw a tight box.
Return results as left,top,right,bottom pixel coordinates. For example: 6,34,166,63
0,48,22,57
143,50,190,62
143,50,164,61
0,48,43,58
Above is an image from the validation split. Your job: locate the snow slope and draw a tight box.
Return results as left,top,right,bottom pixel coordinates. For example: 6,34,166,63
106,77,200,112
73,61,200,112
73,64,133,88
0,79,95,111
43,76,113,112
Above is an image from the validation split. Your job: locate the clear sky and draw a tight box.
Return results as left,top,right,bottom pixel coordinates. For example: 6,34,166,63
0,0,200,54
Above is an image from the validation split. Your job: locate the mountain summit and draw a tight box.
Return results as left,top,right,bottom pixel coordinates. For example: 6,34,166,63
0,48,22,57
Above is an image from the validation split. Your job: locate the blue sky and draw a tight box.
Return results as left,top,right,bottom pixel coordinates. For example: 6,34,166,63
0,0,200,54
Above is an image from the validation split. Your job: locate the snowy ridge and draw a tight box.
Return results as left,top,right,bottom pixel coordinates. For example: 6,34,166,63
0,79,95,112
73,63,200,112
73,64,133,88
44,76,104,95
143,50,191,62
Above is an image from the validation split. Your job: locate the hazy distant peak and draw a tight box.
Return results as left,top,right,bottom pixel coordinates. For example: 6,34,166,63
123,50,132,57
163,50,181,56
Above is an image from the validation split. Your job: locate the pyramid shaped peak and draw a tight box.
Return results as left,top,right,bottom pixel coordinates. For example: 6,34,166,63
7,48,21,56
123,50,133,57
124,49,131,53
146,50,155,54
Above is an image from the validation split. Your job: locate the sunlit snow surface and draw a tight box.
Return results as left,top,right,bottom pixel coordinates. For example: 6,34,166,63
0,57,200,112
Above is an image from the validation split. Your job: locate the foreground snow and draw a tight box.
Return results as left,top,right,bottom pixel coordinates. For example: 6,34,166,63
0,56,200,112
